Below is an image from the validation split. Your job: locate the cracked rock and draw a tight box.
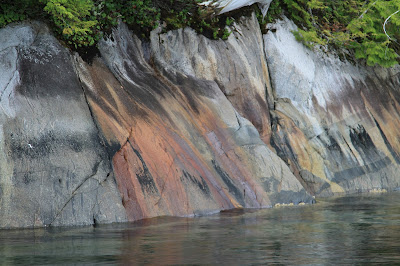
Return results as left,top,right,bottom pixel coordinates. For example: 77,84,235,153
0,22,127,229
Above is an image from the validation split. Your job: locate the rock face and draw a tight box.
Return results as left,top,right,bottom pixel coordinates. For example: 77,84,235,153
75,19,311,222
2,12,399,228
264,18,400,196
0,22,127,228
151,13,273,144
0,16,313,228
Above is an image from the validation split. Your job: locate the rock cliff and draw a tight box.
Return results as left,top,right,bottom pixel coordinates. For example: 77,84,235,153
0,13,398,228
264,18,400,196
75,14,310,222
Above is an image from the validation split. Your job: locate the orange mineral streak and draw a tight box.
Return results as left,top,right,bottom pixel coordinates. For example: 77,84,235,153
196,106,270,207
272,111,318,188
78,53,274,221
113,145,146,220
118,114,250,220
361,91,400,160
90,100,130,143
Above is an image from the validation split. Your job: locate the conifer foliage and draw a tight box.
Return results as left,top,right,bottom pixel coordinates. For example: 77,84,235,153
1,0,399,67
41,0,99,47
0,0,234,48
274,0,400,67
0,0,43,27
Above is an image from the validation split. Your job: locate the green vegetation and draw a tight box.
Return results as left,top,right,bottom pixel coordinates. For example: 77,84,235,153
267,0,400,67
0,0,100,48
2,0,398,67
0,1,43,27
42,0,99,47
0,0,236,50
154,0,232,40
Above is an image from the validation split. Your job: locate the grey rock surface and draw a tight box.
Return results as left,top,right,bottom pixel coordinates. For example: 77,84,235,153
151,13,273,143
2,11,399,228
0,22,127,228
0,18,314,228
75,22,313,221
264,17,400,196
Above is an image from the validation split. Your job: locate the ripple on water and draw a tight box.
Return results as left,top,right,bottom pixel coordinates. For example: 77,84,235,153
0,192,400,265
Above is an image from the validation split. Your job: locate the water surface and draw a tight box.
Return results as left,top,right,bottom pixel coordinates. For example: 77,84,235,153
1,192,400,265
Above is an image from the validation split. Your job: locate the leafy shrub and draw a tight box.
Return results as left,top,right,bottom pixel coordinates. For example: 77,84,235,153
0,0,240,48
0,1,319,54
0,0,43,27
273,0,400,67
40,0,99,48
156,0,233,40
2,0,400,67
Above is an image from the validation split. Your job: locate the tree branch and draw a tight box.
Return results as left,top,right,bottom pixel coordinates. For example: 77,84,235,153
383,9,400,42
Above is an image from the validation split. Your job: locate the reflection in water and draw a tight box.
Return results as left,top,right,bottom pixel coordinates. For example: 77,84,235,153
1,192,400,264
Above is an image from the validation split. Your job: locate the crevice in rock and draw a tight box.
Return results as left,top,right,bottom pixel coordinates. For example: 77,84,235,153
48,160,103,226
92,215,98,227
72,57,106,150
233,110,243,132
71,54,122,195
342,136,358,161
260,30,276,107
0,70,18,101
0,48,20,107
212,160,245,206
74,45,101,65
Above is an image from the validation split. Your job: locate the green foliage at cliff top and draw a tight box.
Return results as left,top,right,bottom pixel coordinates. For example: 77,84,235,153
0,0,235,50
1,0,399,67
269,0,400,67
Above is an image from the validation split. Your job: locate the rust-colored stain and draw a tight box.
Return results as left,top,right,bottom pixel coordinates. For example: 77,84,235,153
76,49,284,221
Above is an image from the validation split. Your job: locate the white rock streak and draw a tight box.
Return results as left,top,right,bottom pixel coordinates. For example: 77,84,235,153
201,0,273,17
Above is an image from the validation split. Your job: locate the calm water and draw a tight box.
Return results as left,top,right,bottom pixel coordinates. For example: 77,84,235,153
1,192,400,265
